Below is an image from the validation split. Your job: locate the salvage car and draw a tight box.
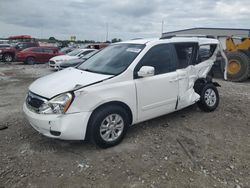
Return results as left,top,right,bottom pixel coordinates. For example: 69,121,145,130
16,46,62,64
49,48,96,70
23,36,228,148
59,50,99,69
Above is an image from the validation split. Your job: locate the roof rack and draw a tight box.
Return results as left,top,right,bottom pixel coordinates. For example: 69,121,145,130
160,34,216,40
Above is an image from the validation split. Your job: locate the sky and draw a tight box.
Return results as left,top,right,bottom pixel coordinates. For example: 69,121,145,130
0,0,249,41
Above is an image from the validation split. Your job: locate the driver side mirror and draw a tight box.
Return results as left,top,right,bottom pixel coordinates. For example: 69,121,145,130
137,66,155,78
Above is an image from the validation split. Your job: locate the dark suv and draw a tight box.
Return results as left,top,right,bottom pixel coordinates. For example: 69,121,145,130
0,42,39,62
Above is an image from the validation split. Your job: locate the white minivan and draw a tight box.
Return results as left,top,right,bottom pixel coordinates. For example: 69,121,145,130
23,36,227,148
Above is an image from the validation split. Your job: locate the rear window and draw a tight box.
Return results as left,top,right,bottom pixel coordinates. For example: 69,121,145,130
197,44,217,63
174,43,196,69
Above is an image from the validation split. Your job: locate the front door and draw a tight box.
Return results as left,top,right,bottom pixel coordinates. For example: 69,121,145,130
134,44,179,122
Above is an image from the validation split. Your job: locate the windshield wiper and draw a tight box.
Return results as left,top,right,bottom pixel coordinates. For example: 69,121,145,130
81,68,100,74
80,68,114,75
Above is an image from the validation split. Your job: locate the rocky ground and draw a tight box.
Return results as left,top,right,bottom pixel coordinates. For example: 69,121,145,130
0,62,249,188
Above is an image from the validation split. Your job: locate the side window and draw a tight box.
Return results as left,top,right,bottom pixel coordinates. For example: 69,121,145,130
27,43,36,48
135,44,176,75
32,48,43,53
43,48,54,54
174,43,196,69
18,43,25,49
197,44,217,63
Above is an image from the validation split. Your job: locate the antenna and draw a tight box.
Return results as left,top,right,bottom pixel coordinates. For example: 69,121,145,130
161,20,164,36
106,23,109,42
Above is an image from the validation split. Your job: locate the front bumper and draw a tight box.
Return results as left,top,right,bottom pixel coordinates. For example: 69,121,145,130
49,61,61,70
23,103,91,140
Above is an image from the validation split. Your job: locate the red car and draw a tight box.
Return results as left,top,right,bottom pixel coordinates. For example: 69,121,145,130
0,42,39,62
16,47,63,64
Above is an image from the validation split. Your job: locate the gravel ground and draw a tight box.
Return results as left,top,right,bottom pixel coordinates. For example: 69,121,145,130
0,63,250,188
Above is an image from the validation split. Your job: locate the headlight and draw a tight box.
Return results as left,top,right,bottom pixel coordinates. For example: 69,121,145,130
0,50,2,53
39,93,73,114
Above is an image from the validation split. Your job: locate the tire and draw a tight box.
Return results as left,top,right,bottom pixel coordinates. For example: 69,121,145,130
88,105,129,148
197,83,219,112
226,51,250,82
3,53,14,62
25,57,35,65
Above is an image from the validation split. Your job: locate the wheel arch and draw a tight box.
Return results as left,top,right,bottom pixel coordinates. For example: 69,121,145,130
26,56,36,60
3,52,15,56
85,101,133,140
90,101,133,124
25,56,36,64
194,77,220,94
2,52,15,61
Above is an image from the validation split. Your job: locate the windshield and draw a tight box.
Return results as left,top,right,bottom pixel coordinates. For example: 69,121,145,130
67,49,83,56
78,43,145,75
59,47,71,53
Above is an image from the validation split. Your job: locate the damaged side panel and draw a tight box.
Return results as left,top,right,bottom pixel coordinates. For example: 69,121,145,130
176,43,227,110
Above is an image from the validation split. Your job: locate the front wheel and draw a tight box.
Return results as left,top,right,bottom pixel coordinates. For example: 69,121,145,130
197,84,219,112
89,105,129,148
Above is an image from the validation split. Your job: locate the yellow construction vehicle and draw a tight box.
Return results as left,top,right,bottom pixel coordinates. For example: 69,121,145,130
224,36,250,82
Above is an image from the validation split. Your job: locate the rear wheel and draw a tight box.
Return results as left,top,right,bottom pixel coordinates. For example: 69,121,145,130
25,57,35,65
197,83,219,112
3,53,14,62
226,51,250,82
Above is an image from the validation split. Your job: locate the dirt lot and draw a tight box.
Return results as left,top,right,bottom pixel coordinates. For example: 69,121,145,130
0,63,249,188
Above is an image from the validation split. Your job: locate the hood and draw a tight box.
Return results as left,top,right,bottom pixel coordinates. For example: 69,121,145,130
29,68,113,98
50,55,78,62
62,58,83,64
